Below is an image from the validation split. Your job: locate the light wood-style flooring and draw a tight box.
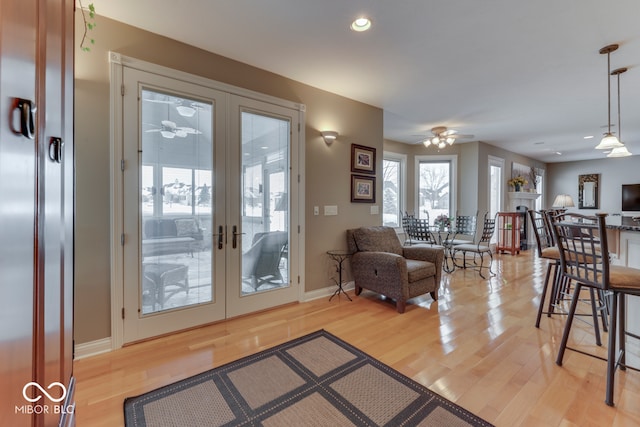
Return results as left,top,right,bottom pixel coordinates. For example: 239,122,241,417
74,250,640,426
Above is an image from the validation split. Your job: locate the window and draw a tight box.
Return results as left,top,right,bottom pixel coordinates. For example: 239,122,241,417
488,156,505,243
488,156,504,218
415,155,457,222
382,153,406,227
535,169,544,211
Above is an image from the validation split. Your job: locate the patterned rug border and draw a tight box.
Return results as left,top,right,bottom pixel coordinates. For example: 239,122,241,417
124,329,494,426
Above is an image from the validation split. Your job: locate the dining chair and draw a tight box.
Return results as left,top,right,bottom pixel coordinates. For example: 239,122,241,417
402,212,438,246
451,212,496,279
443,211,478,247
550,212,640,406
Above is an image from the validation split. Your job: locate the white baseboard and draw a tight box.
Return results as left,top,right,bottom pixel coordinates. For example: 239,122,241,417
74,337,112,360
303,281,354,302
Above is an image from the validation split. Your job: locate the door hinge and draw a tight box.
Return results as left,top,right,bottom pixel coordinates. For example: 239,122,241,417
121,84,125,96
121,233,125,246
298,225,300,233
297,276,300,284
121,159,125,171
297,174,300,183
122,308,125,319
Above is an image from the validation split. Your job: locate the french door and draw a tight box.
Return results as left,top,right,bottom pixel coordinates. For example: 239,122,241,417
119,65,299,343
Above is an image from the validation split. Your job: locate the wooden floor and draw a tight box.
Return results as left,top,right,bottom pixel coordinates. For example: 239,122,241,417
74,250,640,426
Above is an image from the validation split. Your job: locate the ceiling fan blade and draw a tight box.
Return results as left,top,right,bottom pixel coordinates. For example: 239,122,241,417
176,127,197,134
175,130,188,138
145,129,161,133
161,120,177,129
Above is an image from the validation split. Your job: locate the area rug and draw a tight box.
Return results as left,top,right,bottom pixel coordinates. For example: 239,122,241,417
124,330,493,426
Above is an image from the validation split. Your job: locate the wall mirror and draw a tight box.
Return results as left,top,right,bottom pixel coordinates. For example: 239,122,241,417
578,174,599,209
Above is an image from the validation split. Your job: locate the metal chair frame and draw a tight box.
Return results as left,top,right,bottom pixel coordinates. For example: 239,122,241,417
451,213,496,279
550,212,640,406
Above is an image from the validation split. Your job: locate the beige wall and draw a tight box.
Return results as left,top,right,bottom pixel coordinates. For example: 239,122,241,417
547,156,640,213
74,14,382,344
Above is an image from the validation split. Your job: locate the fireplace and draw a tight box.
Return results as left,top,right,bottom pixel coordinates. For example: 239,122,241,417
507,191,540,249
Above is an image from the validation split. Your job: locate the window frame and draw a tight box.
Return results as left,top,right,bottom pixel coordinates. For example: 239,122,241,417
382,151,407,229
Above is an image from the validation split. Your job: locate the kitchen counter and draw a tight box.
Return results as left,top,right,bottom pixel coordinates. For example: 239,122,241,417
605,215,640,232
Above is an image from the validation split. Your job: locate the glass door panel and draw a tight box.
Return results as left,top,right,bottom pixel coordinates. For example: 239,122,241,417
227,97,299,317
240,112,289,295
140,89,213,315
122,68,226,343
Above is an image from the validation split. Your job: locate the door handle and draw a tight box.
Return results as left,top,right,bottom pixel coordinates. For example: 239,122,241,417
12,98,36,140
213,225,224,250
48,137,63,163
232,226,245,249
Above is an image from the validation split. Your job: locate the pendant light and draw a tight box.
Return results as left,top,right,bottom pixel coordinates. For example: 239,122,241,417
595,44,624,150
607,67,632,157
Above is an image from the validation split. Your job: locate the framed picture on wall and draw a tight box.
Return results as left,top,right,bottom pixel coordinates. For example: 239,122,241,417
351,175,376,203
578,174,599,209
351,144,376,174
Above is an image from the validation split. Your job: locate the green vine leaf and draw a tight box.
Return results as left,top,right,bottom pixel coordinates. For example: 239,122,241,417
79,1,96,52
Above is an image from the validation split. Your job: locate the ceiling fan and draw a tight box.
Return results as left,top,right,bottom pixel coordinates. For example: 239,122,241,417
143,97,205,117
417,126,474,148
145,120,203,139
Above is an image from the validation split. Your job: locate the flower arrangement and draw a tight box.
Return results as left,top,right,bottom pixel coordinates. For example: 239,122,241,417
434,214,451,229
508,175,528,190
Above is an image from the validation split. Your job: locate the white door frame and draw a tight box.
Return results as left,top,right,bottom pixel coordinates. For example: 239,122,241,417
109,53,306,349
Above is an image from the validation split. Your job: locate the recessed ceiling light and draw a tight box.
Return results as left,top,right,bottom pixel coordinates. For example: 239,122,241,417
350,17,372,32
584,135,594,139
534,141,545,145
555,151,562,155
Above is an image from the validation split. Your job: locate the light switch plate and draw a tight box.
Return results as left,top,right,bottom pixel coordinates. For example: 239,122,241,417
370,205,379,215
324,205,338,216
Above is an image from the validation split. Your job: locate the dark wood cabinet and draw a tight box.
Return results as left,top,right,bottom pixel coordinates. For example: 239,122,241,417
0,1,75,425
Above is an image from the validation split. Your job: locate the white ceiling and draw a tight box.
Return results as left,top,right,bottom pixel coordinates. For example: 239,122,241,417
91,0,640,163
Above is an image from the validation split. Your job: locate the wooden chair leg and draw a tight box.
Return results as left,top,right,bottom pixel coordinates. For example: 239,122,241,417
355,285,362,296
396,300,406,313
430,290,438,301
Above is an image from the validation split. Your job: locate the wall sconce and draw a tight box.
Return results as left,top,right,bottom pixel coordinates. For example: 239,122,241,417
321,131,338,145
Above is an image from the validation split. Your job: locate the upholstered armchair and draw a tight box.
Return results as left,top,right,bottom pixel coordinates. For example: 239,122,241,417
346,226,444,313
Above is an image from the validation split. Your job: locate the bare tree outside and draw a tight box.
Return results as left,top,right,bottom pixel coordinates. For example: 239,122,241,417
383,159,400,226
418,162,450,221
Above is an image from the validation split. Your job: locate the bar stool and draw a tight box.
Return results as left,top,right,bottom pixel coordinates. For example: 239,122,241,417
550,212,640,406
